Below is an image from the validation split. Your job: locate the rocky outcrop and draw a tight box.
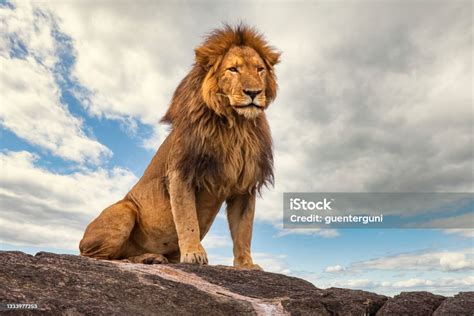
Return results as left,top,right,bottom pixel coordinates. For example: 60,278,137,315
376,291,446,315
433,292,474,316
0,251,472,315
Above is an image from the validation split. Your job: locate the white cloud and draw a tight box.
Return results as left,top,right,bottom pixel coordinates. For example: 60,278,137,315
46,2,189,133
0,56,111,164
442,229,474,238
439,253,473,272
340,279,374,288
325,264,345,273
0,218,80,250
420,213,474,229
350,249,474,272
253,252,291,274
276,227,340,238
202,233,232,249
0,1,111,164
255,1,472,228
303,248,474,295
0,150,137,250
1,1,57,68
208,255,233,267
141,124,170,152
330,276,474,295
391,278,434,288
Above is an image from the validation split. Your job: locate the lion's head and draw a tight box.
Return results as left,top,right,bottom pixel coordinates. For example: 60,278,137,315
196,25,281,120
162,24,280,125
160,24,277,194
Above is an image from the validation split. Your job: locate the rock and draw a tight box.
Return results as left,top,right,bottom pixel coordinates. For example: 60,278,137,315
320,288,388,315
376,291,446,316
0,251,471,315
0,251,253,316
433,292,474,316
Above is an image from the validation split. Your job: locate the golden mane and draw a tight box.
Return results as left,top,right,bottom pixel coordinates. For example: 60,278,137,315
161,24,281,195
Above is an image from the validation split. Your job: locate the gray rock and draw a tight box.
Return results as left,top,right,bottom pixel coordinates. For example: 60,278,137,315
0,251,253,315
376,291,446,316
0,251,471,315
433,292,474,316
319,287,388,315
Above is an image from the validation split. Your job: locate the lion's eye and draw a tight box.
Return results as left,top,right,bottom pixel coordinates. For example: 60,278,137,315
257,67,265,72
228,67,239,73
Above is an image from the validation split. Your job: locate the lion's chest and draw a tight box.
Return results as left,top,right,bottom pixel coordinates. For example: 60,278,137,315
223,148,260,193
199,144,261,196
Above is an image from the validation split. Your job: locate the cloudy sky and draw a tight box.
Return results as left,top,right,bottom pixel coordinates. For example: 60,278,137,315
1,0,472,296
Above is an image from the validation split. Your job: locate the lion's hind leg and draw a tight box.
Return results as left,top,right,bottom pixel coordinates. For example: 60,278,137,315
79,200,137,260
127,253,168,264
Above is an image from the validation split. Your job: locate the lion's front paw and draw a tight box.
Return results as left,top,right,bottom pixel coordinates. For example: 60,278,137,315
180,245,208,265
234,257,263,270
234,263,263,271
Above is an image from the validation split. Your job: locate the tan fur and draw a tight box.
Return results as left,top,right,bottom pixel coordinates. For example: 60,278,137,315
79,25,280,268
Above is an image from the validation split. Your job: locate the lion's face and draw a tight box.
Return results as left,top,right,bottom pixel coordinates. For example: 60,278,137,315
193,26,280,121
217,46,268,119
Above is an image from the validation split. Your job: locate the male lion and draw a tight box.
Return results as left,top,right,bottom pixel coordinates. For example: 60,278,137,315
79,25,280,269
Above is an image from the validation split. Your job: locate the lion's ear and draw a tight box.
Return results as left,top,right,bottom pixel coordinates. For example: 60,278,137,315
195,46,221,70
263,50,281,68
195,47,208,68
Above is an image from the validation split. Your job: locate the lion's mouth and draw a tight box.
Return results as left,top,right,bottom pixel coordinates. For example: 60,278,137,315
234,103,263,109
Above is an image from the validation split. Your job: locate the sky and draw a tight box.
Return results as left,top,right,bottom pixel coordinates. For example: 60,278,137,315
0,0,473,296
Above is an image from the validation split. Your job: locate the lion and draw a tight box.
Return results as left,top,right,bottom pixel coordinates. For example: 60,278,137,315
79,24,280,269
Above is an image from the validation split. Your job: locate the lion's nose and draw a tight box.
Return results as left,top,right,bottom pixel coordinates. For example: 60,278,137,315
243,89,262,100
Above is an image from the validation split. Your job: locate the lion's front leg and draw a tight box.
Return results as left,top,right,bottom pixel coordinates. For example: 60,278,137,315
168,171,208,265
226,193,262,270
